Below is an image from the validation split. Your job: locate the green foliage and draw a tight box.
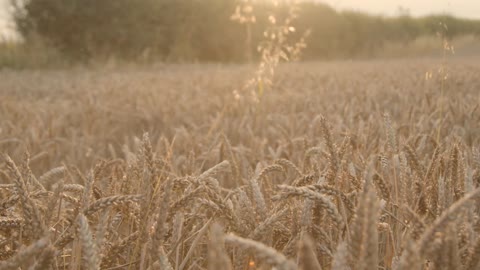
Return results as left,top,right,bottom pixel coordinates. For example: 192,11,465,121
13,0,166,60
0,34,64,69
12,0,244,62
294,4,480,59
8,0,480,64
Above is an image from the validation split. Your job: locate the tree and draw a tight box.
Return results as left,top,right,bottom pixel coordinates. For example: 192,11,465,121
11,0,244,62
12,0,169,60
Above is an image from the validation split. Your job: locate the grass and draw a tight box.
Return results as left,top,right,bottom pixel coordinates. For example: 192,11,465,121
377,34,480,59
0,59,480,269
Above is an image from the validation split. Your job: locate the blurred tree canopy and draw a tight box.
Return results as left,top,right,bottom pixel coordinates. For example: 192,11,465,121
10,0,480,62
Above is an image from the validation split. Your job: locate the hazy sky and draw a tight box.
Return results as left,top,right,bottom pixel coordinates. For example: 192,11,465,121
318,0,480,19
1,0,480,39
0,0,14,40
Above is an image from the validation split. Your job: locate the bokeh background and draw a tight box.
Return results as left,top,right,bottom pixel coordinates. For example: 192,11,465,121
1,0,480,68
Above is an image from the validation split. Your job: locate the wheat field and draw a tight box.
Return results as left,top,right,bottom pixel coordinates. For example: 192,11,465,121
1,59,480,270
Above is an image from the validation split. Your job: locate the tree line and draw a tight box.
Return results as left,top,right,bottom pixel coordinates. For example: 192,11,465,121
11,0,480,62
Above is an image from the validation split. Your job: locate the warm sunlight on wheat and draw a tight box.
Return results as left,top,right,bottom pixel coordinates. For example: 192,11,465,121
1,59,480,269
1,0,480,269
